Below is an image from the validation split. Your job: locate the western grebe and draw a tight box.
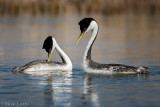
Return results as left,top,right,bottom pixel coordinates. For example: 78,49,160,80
13,36,72,73
76,18,149,74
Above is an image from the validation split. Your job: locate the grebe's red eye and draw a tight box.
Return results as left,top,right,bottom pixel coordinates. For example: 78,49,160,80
84,28,86,30
49,49,51,52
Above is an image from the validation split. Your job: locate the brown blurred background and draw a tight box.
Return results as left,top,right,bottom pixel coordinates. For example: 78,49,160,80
0,0,160,16
0,0,160,66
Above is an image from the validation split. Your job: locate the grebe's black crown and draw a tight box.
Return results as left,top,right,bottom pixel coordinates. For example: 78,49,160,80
78,18,94,33
42,36,53,53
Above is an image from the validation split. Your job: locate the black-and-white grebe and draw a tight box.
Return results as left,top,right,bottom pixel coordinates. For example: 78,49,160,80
13,36,72,73
76,18,149,74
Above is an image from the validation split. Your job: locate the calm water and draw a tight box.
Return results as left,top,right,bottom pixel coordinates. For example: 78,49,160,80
0,14,160,107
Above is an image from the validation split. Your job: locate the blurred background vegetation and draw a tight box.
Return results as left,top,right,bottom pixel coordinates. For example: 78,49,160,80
0,0,160,66
0,0,160,16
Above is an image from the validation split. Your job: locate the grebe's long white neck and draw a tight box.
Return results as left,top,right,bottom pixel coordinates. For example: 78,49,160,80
52,38,72,66
83,21,98,64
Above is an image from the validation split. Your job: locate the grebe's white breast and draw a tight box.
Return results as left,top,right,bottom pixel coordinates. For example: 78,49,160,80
83,59,149,74
13,60,72,74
